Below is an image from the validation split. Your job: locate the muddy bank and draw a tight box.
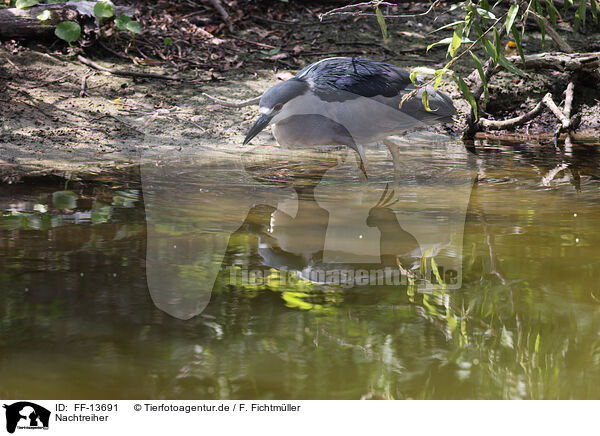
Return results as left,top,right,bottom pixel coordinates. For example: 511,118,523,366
1,1,600,181
0,46,466,181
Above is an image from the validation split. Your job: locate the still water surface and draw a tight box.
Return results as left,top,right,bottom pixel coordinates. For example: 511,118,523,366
1,137,600,399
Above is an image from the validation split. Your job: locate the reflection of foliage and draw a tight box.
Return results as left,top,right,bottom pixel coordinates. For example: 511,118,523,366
0,187,140,231
177,253,223,299
3,169,600,399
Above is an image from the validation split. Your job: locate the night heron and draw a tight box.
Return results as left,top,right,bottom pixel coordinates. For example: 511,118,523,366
243,57,456,177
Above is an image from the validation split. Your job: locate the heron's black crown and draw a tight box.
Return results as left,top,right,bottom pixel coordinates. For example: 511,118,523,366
259,79,308,110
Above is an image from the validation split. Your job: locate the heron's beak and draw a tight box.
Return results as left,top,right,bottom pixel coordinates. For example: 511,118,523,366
243,114,272,145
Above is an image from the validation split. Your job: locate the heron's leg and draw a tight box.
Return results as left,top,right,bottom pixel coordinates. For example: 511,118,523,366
350,143,368,181
354,152,368,182
382,138,401,173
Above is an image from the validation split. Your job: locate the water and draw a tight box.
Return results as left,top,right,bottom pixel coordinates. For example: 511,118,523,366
1,137,600,399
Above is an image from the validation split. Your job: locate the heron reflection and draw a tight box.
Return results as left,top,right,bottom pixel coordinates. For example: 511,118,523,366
222,158,422,288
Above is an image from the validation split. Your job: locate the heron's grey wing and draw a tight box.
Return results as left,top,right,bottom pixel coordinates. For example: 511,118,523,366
297,57,414,101
298,58,455,122
294,58,455,141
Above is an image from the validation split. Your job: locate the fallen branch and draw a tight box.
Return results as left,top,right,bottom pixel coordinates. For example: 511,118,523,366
4,57,21,71
206,0,234,33
508,51,600,72
563,81,575,120
0,5,78,39
202,93,260,108
542,93,570,129
77,55,179,81
478,95,547,130
0,4,130,39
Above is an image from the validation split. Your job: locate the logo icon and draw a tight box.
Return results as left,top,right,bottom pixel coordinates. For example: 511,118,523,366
3,402,50,434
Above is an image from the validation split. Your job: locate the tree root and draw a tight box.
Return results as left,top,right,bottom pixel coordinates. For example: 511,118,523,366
478,96,546,130
464,47,597,141
473,87,581,140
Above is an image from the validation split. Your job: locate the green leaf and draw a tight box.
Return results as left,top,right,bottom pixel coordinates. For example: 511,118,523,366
125,20,142,34
428,37,471,52
428,37,452,51
114,14,131,30
475,22,498,63
431,20,465,33
563,0,573,13
434,69,445,91
15,0,39,9
259,47,281,56
54,21,81,43
534,333,540,352
37,9,51,21
375,5,388,41
482,37,498,63
535,0,546,47
493,27,501,60
505,4,519,34
476,7,496,25
574,0,587,31
546,0,561,25
421,90,431,112
449,24,463,58
163,37,173,47
498,52,526,76
464,10,474,37
511,25,526,64
454,74,478,120
409,70,418,84
94,1,114,20
52,191,78,209
470,52,488,101
592,0,599,20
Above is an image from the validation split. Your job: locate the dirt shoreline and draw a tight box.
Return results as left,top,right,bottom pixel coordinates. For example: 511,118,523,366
1,2,599,181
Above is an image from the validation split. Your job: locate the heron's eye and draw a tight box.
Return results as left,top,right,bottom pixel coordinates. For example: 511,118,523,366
274,103,283,111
